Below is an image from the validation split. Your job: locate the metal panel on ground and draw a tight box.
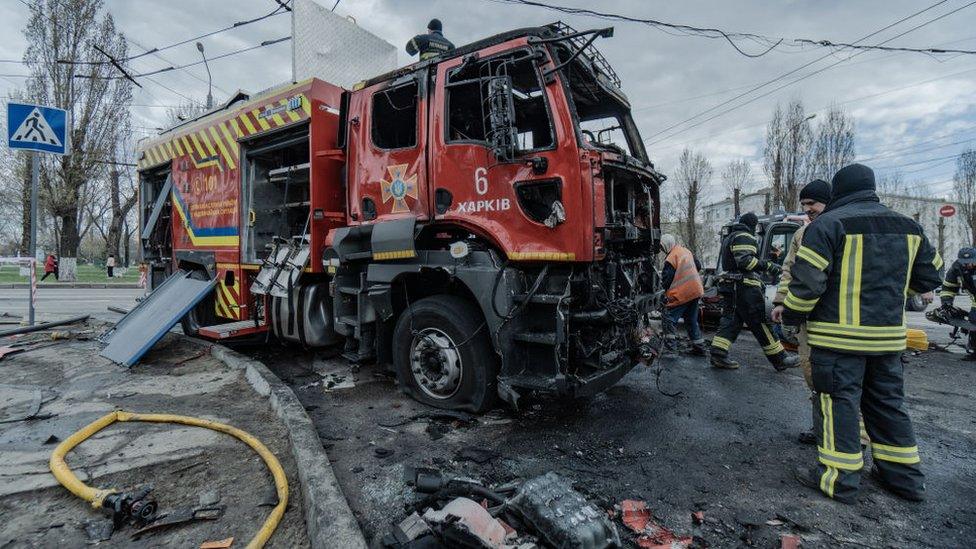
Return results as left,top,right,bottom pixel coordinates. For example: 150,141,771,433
99,270,216,367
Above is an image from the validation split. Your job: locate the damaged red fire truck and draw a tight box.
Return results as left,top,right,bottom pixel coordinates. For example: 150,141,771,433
135,23,665,411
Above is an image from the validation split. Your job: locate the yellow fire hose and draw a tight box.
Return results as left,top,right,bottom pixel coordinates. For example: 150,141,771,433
49,410,288,549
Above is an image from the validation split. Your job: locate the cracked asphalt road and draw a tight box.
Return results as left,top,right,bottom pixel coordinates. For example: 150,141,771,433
252,312,976,548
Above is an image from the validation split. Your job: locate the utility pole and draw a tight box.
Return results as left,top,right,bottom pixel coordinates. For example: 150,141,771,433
197,42,214,109
938,215,946,261
733,187,741,218
28,152,38,326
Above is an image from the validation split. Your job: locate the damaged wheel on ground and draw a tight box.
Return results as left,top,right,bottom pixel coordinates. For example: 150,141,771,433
393,295,497,413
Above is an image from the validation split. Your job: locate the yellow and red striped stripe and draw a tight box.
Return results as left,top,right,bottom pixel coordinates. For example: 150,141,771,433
137,89,313,171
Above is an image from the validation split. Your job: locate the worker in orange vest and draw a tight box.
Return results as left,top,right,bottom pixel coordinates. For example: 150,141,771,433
661,234,707,355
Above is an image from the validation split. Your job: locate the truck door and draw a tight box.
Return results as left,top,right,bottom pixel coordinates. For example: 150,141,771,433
345,75,429,224
430,47,586,259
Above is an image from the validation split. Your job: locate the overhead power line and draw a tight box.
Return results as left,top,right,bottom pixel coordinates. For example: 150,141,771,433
130,37,291,78
58,3,290,66
73,37,291,81
649,65,976,153
643,0,954,143
492,0,976,58
645,1,975,146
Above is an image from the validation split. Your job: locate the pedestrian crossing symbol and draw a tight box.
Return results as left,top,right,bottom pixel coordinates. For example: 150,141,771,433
6,102,69,155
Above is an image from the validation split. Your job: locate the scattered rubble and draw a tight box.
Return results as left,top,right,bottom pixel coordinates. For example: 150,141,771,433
510,473,619,549
619,500,692,549
385,469,619,548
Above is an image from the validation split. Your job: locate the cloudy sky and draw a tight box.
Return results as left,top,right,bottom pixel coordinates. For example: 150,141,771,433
2,0,974,202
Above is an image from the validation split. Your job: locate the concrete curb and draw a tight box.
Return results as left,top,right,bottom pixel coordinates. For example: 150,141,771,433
211,345,367,549
0,283,141,289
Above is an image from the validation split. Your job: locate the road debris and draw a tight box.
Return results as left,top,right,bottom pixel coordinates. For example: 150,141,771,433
388,512,432,544
0,314,89,337
455,446,499,464
423,497,511,547
200,536,235,548
131,506,225,539
509,472,619,549
83,518,115,543
780,533,801,549
387,469,618,548
618,500,691,549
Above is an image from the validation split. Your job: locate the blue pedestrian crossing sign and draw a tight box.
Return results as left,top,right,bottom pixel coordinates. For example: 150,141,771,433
6,102,69,155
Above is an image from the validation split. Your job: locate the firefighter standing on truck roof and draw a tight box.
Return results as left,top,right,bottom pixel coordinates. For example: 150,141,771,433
938,247,976,355
660,234,707,355
783,164,942,504
772,179,830,443
710,212,799,371
406,18,455,60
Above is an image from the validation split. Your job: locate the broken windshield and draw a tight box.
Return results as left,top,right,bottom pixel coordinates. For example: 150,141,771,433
554,46,649,164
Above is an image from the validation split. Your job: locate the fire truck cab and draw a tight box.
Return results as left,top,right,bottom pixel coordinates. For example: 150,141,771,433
137,23,664,412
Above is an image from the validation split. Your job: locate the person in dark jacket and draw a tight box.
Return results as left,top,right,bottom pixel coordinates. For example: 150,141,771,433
783,163,942,504
406,18,455,60
937,246,976,354
710,212,798,371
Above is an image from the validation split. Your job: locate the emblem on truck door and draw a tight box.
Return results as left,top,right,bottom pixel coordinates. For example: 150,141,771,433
380,164,418,214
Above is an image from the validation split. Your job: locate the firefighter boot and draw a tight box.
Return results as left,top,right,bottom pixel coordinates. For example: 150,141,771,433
710,355,740,369
869,466,925,502
689,341,708,356
793,466,855,505
770,352,800,372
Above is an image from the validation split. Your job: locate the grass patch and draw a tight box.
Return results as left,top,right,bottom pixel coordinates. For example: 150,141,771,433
0,263,140,284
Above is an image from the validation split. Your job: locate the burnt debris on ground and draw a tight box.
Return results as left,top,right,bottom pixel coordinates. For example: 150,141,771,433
255,322,976,548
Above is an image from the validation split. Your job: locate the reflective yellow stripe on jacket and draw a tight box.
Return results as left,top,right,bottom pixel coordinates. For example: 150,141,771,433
807,321,907,352
796,245,829,271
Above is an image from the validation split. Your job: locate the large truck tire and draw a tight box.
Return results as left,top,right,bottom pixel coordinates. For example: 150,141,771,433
392,295,498,413
180,269,218,337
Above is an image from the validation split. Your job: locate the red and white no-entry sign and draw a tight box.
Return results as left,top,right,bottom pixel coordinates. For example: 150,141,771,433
940,204,956,217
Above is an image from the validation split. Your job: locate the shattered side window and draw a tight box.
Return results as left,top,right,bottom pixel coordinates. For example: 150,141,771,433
372,81,419,150
446,51,554,151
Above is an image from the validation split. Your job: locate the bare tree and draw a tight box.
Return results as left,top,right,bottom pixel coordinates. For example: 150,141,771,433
22,0,133,280
721,159,752,218
673,148,713,257
955,149,976,244
810,106,856,181
164,101,208,128
763,100,814,212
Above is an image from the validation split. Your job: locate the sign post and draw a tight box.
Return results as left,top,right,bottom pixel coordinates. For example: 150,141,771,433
6,102,70,326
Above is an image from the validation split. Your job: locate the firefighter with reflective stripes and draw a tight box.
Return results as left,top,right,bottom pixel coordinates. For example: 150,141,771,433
660,234,707,355
783,164,942,503
406,19,456,60
938,247,976,354
710,212,799,371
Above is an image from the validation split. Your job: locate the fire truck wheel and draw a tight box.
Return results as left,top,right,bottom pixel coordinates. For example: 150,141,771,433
393,295,497,413
180,269,218,337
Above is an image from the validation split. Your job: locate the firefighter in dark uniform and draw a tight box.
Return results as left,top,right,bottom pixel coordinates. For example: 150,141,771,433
710,212,799,371
406,19,455,60
938,247,976,355
783,164,942,503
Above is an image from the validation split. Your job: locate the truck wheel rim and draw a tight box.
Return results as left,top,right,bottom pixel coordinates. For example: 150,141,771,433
410,328,462,399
